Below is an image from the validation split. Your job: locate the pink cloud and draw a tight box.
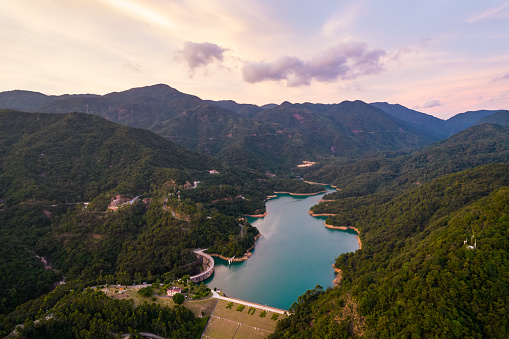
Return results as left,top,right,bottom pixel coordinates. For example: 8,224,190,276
423,99,441,108
176,42,227,71
242,41,386,87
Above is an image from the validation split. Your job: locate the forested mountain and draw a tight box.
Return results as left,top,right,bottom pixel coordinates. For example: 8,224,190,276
371,101,506,138
0,110,214,205
2,86,509,338
37,84,203,131
204,99,265,118
1,110,292,321
0,84,491,171
302,123,509,199
254,100,434,156
0,90,54,111
0,110,324,323
274,164,509,338
444,109,500,135
477,110,509,126
370,102,447,140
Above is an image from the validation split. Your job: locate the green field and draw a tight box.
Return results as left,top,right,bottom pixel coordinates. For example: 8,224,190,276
182,297,218,318
96,286,159,307
202,299,286,339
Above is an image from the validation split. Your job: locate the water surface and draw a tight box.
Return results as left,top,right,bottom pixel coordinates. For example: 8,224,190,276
205,187,359,310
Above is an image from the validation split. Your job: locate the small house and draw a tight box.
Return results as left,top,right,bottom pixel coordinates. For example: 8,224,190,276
167,286,182,296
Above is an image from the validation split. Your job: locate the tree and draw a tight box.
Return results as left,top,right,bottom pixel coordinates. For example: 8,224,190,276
137,286,153,297
172,293,184,305
133,272,142,284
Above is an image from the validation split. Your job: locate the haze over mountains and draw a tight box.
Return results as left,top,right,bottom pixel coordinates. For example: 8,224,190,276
1,84,507,171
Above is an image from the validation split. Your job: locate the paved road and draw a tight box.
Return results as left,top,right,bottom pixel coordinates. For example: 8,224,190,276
210,290,287,314
121,332,166,339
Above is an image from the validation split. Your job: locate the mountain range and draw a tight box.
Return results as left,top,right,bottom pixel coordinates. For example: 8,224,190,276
1,84,509,338
1,84,506,171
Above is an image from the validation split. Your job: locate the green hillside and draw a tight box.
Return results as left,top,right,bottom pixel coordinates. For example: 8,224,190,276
0,110,211,205
0,110,322,321
444,110,498,135
370,102,447,140
273,164,509,338
0,110,253,317
477,110,509,126
1,86,508,338
0,90,54,111
0,85,443,171
4,282,206,338
303,123,509,199
253,100,433,158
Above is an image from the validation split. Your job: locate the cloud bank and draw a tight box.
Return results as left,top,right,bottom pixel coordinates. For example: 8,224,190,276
242,41,386,87
176,42,227,71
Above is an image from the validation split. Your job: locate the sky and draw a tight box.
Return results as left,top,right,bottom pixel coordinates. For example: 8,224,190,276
1,1,509,119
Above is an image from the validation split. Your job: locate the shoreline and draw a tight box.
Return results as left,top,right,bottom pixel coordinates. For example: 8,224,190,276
308,211,337,217
243,187,330,218
208,234,262,262
333,265,342,286
273,190,326,196
244,211,267,218
302,180,339,190
324,224,362,250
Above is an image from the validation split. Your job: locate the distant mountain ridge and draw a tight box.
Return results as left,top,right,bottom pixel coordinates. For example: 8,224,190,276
371,101,506,138
1,84,506,171
476,110,509,126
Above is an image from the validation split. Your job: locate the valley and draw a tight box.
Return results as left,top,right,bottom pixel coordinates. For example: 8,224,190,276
1,84,508,338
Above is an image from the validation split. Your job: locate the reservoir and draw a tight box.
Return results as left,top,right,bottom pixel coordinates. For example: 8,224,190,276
205,187,359,310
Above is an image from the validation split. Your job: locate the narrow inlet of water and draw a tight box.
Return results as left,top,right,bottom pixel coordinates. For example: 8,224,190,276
205,187,359,310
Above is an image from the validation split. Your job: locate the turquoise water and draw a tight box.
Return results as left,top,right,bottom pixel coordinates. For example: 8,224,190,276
204,187,359,310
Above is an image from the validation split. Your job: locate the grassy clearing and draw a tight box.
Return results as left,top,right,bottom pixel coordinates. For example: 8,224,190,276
97,285,161,307
182,297,218,318
212,299,284,332
202,316,239,338
234,324,273,339
202,299,287,338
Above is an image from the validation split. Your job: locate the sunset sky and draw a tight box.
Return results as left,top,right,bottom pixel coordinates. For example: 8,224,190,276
1,0,509,118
